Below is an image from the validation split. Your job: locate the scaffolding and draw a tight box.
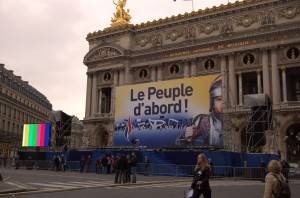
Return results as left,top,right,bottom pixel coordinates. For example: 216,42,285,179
49,111,73,152
244,94,276,153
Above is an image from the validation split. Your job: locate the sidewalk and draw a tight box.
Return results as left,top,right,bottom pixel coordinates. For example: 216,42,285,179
1,168,300,195
0,168,190,195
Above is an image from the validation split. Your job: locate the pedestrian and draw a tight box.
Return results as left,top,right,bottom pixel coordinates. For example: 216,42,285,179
79,156,85,173
119,154,128,184
208,158,214,178
191,153,212,198
281,160,290,182
54,155,60,171
95,156,101,174
126,154,132,183
60,154,66,172
114,153,121,183
261,158,267,182
107,156,111,174
111,155,115,173
3,154,7,168
52,155,56,171
144,156,150,176
131,152,138,183
263,160,290,198
86,155,92,173
101,154,108,174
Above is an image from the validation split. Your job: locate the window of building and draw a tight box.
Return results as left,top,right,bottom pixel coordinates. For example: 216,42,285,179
204,59,215,70
139,69,148,79
292,79,300,101
2,120,5,130
103,72,111,81
100,88,111,114
170,65,179,74
287,47,299,60
243,53,255,66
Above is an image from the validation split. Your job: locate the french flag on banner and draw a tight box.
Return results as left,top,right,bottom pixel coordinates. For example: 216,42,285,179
124,116,132,141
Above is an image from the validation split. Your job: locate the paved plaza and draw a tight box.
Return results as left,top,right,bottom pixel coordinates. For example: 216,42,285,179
1,167,300,197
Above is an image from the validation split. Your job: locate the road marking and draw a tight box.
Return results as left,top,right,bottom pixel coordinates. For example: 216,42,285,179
5,182,28,189
29,182,76,189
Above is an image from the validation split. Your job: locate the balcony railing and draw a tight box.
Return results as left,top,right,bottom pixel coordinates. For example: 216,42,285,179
281,101,300,108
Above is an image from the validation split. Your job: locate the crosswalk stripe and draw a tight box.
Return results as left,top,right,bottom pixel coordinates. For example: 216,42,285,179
29,183,76,189
49,182,94,188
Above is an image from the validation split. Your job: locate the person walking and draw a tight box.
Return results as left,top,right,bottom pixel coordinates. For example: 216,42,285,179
114,153,121,183
191,153,212,198
95,156,101,174
118,154,128,184
263,160,290,198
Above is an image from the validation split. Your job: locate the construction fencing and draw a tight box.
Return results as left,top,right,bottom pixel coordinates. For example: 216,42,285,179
8,160,300,180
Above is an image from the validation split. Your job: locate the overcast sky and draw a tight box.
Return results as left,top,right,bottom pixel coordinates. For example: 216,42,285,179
0,0,235,120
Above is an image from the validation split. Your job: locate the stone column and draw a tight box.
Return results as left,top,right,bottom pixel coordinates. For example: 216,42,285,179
262,49,270,96
190,59,197,76
183,60,190,78
113,69,119,85
228,54,237,107
91,72,98,116
111,87,115,114
157,65,163,81
221,55,228,107
271,47,281,107
98,88,102,114
238,71,243,106
119,69,125,85
257,70,262,94
125,66,130,84
281,66,287,102
85,74,92,117
151,65,157,81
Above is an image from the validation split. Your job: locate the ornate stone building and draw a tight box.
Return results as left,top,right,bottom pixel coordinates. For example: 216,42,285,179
0,64,52,156
83,0,300,161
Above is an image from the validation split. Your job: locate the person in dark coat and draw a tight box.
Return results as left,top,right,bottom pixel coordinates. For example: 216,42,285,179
118,154,128,184
79,156,86,173
54,155,60,171
191,153,212,198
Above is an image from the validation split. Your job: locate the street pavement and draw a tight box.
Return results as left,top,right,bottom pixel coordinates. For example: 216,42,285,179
1,167,300,197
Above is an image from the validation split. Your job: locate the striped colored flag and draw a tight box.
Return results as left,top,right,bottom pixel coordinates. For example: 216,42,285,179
124,116,132,141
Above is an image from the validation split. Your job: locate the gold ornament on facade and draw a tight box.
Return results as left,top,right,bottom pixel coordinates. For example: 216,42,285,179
87,0,264,39
236,15,258,27
277,6,300,19
198,23,219,34
165,29,184,41
111,0,131,27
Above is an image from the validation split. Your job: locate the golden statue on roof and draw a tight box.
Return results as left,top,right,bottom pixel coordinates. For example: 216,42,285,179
111,0,131,27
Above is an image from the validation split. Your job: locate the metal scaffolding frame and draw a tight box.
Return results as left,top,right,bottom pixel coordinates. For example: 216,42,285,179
244,94,275,153
49,111,73,152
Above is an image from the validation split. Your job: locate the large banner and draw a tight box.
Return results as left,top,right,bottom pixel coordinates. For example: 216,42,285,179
114,74,223,148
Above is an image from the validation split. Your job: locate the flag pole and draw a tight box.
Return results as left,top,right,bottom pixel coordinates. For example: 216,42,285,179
192,0,194,11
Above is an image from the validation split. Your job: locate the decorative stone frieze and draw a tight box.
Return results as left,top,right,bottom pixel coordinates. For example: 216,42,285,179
198,22,219,34
277,6,300,19
236,15,258,27
261,10,275,25
185,25,196,39
136,36,152,47
151,33,163,47
220,18,234,34
165,29,184,41
86,47,122,62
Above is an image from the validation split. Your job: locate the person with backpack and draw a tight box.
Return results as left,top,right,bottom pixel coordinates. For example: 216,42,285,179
263,160,291,198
